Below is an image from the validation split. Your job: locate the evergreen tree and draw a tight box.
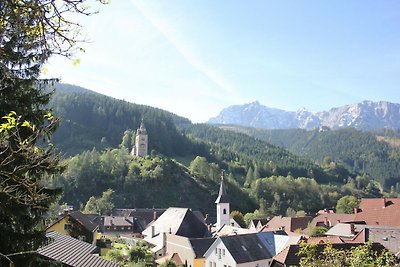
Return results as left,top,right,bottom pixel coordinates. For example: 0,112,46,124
0,1,106,266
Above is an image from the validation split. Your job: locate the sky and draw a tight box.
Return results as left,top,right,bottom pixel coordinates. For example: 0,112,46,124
44,0,400,123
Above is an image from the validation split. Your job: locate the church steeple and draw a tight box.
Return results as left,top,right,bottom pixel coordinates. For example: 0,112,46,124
215,172,230,228
215,173,229,204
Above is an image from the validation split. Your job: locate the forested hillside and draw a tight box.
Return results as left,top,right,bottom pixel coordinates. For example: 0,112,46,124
48,84,389,217
219,125,400,189
50,148,257,214
50,84,195,156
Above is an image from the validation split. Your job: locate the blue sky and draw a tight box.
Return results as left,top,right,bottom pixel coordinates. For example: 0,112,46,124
44,1,400,122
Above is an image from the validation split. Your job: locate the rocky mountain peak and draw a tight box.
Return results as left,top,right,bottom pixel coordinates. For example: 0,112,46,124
208,100,400,130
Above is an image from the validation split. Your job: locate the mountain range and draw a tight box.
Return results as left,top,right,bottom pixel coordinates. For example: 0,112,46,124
208,100,400,130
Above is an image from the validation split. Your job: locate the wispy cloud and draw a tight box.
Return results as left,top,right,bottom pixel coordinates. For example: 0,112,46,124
130,0,237,95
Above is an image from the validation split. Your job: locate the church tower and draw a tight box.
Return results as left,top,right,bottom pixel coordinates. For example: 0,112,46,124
215,173,230,228
131,120,148,157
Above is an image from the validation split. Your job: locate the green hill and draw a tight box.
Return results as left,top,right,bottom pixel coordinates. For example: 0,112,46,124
49,84,195,156
217,125,400,188
47,84,387,216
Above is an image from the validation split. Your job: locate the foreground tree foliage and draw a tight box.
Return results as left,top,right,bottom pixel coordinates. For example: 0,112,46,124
0,112,63,266
297,241,397,267
0,0,106,266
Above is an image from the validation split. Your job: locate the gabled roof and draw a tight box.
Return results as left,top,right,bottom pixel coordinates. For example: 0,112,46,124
69,211,99,232
112,208,166,228
355,198,400,227
219,233,274,263
192,210,206,224
325,223,367,238
266,216,312,232
310,213,358,228
251,218,269,227
38,231,118,267
48,211,98,233
143,207,208,238
189,237,216,258
104,216,134,227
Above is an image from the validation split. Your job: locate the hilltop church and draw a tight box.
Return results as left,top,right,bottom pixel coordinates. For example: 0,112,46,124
131,120,148,157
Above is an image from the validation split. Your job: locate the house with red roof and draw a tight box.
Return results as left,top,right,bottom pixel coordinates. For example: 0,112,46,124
354,198,400,227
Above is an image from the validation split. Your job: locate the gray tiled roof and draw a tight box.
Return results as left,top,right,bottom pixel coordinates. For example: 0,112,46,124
69,211,98,232
112,208,166,228
143,207,208,238
37,231,118,267
220,233,274,263
189,237,216,258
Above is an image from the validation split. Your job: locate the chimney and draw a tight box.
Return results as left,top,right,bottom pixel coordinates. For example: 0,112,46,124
383,197,387,208
153,209,157,221
151,225,155,238
354,207,358,214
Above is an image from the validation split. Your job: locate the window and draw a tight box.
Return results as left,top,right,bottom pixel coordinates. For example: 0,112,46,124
121,227,125,230
64,224,72,230
223,209,227,214
209,262,213,267
222,249,225,256
215,248,218,255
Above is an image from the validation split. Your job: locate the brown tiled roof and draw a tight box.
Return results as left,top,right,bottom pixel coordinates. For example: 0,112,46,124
272,245,290,264
265,216,312,232
355,198,400,227
38,231,118,267
310,213,357,228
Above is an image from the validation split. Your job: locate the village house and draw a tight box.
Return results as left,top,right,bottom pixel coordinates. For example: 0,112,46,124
47,210,99,245
163,233,216,267
324,222,400,256
101,215,145,238
263,215,312,234
310,213,358,228
354,198,400,227
204,232,276,267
